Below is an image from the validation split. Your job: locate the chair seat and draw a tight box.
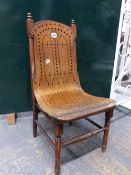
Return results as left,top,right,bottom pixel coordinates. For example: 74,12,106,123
36,88,115,122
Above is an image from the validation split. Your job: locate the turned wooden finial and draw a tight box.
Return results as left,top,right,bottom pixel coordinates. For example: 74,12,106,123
71,19,75,24
27,12,32,19
26,12,33,36
70,19,77,38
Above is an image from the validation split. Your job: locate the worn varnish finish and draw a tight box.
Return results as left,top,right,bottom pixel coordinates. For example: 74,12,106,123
26,13,116,175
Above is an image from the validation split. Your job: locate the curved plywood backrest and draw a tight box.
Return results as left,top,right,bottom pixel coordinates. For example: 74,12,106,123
29,19,80,94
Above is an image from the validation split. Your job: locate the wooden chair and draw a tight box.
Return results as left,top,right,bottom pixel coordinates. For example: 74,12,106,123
26,13,116,175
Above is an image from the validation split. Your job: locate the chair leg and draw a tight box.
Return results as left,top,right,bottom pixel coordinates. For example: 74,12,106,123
69,122,72,126
55,124,63,175
33,102,38,138
102,109,113,152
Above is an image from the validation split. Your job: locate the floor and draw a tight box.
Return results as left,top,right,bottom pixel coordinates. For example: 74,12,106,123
0,106,131,175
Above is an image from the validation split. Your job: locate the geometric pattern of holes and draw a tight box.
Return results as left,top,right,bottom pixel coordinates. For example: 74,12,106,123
31,20,79,89
29,20,115,122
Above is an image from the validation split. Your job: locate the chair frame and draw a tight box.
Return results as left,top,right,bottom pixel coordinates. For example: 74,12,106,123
26,13,115,175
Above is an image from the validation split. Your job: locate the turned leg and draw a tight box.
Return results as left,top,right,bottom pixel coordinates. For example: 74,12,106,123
69,122,72,126
55,124,63,175
102,109,113,152
33,99,38,137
